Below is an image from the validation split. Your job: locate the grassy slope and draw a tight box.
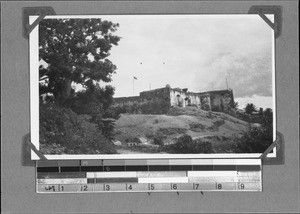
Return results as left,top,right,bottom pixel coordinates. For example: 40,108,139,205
114,106,250,153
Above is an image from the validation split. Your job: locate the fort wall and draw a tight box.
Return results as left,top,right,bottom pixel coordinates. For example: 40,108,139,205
112,86,234,114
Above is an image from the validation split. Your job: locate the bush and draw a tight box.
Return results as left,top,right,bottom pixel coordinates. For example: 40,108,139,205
232,126,273,153
40,103,117,154
153,134,165,146
40,143,66,155
162,134,214,154
192,138,214,153
157,127,187,136
207,119,225,131
189,123,206,132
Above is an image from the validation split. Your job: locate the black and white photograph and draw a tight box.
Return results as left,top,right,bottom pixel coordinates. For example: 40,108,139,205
31,15,275,158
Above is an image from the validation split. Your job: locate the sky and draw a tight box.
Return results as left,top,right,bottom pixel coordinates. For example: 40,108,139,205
41,15,274,110
100,15,274,110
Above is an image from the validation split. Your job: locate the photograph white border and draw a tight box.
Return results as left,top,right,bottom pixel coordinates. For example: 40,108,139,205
30,14,277,160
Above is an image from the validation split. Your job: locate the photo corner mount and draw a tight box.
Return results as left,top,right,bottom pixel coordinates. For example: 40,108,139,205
260,131,285,165
23,7,56,39
248,5,282,39
22,133,47,167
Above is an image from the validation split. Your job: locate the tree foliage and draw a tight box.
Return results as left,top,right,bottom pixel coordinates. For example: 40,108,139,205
38,18,121,154
233,101,239,110
232,126,272,153
244,103,257,114
232,108,273,153
40,103,117,154
39,18,120,106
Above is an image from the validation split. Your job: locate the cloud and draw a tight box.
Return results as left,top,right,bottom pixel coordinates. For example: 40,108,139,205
102,15,273,101
192,47,272,98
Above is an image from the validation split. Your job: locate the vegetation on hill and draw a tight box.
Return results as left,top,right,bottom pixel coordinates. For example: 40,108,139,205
40,103,117,154
39,18,120,154
161,134,214,154
231,108,273,153
113,106,273,154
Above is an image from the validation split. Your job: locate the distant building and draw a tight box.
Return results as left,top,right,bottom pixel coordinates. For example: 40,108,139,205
113,85,234,113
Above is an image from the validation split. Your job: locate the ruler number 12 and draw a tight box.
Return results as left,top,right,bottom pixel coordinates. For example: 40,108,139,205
80,185,88,191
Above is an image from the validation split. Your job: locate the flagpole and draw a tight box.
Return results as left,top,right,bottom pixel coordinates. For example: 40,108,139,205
133,77,134,95
226,78,228,90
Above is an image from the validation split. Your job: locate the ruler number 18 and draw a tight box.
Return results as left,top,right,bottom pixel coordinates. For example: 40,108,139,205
239,183,245,190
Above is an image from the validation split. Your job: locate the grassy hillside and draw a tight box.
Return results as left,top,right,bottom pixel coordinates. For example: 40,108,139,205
113,106,250,154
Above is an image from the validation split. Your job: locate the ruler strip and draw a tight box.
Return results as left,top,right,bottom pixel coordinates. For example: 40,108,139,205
36,159,262,193
37,182,262,192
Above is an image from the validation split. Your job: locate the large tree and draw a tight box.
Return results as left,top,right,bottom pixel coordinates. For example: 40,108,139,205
39,18,120,106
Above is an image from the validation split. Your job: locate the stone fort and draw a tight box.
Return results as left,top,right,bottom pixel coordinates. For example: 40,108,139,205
113,85,234,113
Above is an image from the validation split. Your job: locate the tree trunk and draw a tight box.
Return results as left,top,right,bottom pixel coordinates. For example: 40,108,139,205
54,79,72,106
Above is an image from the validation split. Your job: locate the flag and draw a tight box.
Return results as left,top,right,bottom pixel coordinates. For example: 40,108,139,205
133,76,137,80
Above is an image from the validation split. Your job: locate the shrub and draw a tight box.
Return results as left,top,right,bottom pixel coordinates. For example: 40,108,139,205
105,105,131,119
157,127,187,136
162,134,214,154
189,123,206,132
40,103,117,154
40,143,66,155
232,126,273,153
192,138,214,153
153,134,165,146
207,119,225,131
